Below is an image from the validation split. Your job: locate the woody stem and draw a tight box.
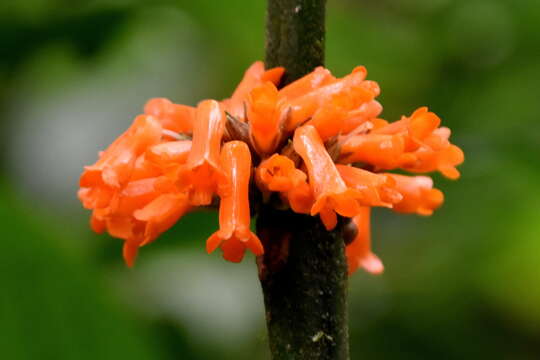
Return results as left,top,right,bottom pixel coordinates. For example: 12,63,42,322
257,1,350,359
265,0,326,87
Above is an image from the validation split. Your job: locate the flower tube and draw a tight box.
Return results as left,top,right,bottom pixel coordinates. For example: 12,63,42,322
341,100,383,134
372,107,441,152
304,97,348,141
247,82,281,155
386,174,444,216
225,61,284,120
346,207,384,275
400,128,464,179
284,67,378,131
206,141,264,262
145,140,192,169
134,193,192,245
144,98,195,134
277,66,334,104
255,154,307,193
282,182,315,214
185,100,225,205
293,125,364,230
80,115,162,188
339,133,411,170
336,164,402,207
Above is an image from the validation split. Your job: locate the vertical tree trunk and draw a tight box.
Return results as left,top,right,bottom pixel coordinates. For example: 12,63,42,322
257,1,350,359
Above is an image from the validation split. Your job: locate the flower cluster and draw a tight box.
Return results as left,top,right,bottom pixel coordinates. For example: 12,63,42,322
78,61,463,274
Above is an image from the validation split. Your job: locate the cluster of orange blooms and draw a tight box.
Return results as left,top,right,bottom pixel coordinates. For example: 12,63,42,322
78,61,463,274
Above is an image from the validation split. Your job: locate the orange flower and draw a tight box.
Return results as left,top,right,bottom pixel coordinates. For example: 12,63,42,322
247,82,281,155
387,174,444,216
337,165,402,207
133,192,191,242
130,154,161,181
341,107,464,178
277,66,334,103
255,154,313,213
339,133,410,170
293,125,364,230
224,61,284,121
78,185,115,210
145,140,192,173
184,99,225,205
78,116,166,240
372,107,441,152
79,114,194,267
341,100,382,134
346,207,384,275
206,141,263,262
400,127,464,179
284,66,378,132
281,182,315,214
90,210,106,233
112,177,166,216
80,115,162,188
304,97,348,141
84,173,189,267
144,97,195,133
78,61,463,270
255,154,307,193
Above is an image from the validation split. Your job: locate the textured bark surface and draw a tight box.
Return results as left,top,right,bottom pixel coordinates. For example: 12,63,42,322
265,0,326,86
257,207,349,360
258,1,350,359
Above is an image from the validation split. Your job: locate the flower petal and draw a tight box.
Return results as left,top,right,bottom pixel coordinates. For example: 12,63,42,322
144,97,195,133
185,100,225,205
346,208,384,275
293,125,364,229
386,174,444,216
206,141,263,261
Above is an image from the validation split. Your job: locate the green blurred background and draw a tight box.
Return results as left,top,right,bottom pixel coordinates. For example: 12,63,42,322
1,0,539,359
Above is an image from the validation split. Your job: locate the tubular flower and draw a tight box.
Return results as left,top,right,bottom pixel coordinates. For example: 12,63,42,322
283,66,378,132
372,107,440,151
223,61,284,121
305,97,348,141
145,140,192,171
339,133,409,169
339,106,464,178
80,115,162,189
184,99,225,205
386,174,444,216
341,100,383,134
277,66,334,103
336,164,402,208
78,61,463,272
144,98,195,134
293,125,365,230
400,127,464,179
206,141,263,262
282,181,315,214
247,82,281,155
255,154,313,212
345,207,384,275
256,154,307,193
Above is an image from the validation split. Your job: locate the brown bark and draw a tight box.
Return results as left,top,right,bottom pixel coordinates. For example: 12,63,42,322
257,1,350,359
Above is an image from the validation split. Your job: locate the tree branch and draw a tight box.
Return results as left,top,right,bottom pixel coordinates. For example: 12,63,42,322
257,1,350,359
265,0,326,85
